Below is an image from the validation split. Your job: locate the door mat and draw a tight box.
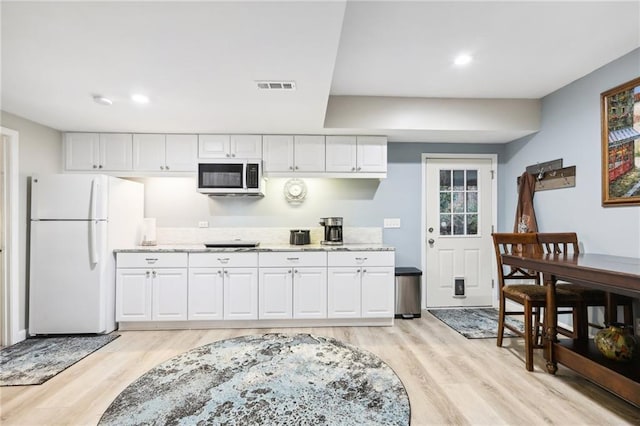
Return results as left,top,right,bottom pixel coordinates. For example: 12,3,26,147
0,333,119,386
99,333,410,425
428,308,524,339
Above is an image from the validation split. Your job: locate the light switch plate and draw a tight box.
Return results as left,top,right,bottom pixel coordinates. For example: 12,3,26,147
383,218,401,228
198,221,209,228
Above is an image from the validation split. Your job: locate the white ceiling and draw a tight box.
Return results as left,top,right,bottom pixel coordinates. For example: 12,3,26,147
2,1,639,143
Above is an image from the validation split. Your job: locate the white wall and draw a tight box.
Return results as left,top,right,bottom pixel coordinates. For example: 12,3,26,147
500,48,640,258
0,111,62,332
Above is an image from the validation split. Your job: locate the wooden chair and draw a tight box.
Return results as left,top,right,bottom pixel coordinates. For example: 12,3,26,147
492,233,582,371
536,232,633,329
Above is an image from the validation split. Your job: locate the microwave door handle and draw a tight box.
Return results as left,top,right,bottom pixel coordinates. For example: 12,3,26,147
243,163,248,190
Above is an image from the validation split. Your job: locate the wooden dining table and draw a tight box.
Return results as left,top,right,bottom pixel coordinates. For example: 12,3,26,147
501,252,640,407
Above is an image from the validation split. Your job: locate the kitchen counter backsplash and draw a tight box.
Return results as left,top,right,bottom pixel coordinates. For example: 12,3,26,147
156,227,383,246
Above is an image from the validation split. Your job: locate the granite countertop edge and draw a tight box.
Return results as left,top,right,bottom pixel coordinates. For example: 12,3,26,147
114,244,395,253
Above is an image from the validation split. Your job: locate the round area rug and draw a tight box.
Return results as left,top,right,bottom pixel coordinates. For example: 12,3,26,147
99,333,410,425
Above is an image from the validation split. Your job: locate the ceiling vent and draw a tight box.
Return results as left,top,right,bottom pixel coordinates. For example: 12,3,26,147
256,81,296,91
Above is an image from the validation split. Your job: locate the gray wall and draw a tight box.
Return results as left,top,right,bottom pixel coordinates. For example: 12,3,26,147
1,111,62,332
500,48,640,257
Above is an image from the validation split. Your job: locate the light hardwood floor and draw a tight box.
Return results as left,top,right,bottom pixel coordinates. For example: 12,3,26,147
1,313,639,425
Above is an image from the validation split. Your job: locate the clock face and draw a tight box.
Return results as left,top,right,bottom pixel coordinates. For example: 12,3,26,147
284,178,307,202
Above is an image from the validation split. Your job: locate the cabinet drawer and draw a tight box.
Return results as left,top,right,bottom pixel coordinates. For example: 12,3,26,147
327,251,394,267
117,252,188,268
189,252,258,268
259,252,327,267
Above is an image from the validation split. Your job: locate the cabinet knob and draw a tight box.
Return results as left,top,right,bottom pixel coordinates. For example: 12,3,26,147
165,165,170,170
362,269,367,273
145,271,150,277
357,268,361,273
93,165,97,169
152,271,157,278
226,154,230,157
224,270,228,275
289,166,294,170
231,154,236,157
98,165,103,169
294,269,298,274
160,166,164,170
288,269,292,274
357,167,362,171
351,167,356,171
295,166,299,170
218,270,223,276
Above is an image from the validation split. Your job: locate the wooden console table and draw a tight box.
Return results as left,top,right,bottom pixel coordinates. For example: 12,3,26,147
501,252,639,407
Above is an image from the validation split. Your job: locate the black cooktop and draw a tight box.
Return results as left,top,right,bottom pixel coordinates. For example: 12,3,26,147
204,240,260,248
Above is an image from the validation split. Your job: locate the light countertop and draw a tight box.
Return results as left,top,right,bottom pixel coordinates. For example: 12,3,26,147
114,243,394,253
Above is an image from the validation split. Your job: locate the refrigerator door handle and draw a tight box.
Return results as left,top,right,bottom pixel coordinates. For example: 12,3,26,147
90,178,98,221
89,220,99,266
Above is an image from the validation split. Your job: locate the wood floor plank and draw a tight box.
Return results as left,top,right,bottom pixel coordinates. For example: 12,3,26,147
1,313,639,425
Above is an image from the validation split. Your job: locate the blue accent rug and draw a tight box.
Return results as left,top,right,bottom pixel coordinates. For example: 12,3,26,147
99,333,410,425
0,334,119,386
429,308,524,339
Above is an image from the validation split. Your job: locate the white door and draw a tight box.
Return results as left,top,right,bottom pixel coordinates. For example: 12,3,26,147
31,174,108,220
425,157,494,307
198,134,231,158
29,220,107,333
327,267,361,318
133,133,166,171
294,135,325,172
262,135,294,172
361,266,394,318
188,268,224,320
326,136,357,172
166,134,197,171
258,267,293,319
116,268,151,321
65,133,99,170
152,268,188,321
99,133,133,171
231,135,262,159
293,267,327,319
356,136,387,173
223,267,258,320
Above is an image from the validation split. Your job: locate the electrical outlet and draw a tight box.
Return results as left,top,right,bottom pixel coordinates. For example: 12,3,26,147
198,221,209,228
383,218,401,228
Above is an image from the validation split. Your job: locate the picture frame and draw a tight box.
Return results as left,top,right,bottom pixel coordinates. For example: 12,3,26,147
601,76,640,206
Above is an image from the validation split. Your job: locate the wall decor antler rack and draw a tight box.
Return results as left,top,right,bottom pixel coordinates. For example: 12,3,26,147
517,158,576,192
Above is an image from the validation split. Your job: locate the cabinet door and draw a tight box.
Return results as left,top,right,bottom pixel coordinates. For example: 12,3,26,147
231,135,262,159
166,134,197,171
325,136,357,172
223,267,258,320
356,136,387,173
294,135,325,172
327,267,361,318
188,268,224,320
99,133,133,171
152,268,188,321
263,135,294,172
65,133,99,170
293,267,327,319
361,266,395,318
198,134,231,159
259,268,293,319
133,134,166,171
116,268,151,321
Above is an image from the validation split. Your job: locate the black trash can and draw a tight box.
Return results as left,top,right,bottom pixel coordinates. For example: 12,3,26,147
394,267,422,319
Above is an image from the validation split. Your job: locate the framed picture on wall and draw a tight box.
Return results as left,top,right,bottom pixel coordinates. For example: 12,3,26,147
601,76,640,206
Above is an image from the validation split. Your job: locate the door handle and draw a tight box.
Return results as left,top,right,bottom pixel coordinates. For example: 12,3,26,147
428,239,435,244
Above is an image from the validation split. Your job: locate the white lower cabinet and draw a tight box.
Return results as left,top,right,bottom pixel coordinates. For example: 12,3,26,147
223,267,259,320
327,251,395,319
116,253,188,322
293,267,327,319
188,268,224,320
259,268,293,319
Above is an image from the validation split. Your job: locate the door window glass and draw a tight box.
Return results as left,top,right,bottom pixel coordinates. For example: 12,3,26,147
439,168,479,236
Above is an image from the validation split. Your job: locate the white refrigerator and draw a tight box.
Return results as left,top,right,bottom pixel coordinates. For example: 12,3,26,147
29,174,143,335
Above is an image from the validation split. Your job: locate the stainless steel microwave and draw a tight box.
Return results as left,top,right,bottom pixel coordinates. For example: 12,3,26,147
197,159,263,195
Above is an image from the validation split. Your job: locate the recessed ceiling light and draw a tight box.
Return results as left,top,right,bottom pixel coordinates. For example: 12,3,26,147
92,95,112,106
131,93,149,104
454,54,473,66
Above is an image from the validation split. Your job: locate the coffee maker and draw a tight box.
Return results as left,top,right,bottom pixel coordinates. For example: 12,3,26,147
319,217,343,245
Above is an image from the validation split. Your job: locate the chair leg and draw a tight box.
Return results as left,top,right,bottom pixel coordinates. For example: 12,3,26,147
497,293,506,347
524,300,533,371
533,307,541,346
576,303,588,339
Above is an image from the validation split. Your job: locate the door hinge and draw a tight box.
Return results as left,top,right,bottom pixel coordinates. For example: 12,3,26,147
491,225,494,233
491,279,495,289
490,170,495,179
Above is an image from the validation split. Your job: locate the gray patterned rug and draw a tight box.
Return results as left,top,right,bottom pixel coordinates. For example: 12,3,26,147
429,308,524,339
99,333,410,426
0,334,119,386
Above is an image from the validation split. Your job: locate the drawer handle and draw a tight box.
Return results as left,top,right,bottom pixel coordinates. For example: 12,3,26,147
286,257,300,261
145,258,158,264
217,258,230,264
145,271,150,278
355,257,368,263
152,271,157,278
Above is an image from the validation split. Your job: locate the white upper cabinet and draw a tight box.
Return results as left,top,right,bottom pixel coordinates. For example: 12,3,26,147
199,134,262,159
294,135,325,172
262,135,294,172
326,135,387,174
133,134,197,172
263,135,325,173
65,133,132,171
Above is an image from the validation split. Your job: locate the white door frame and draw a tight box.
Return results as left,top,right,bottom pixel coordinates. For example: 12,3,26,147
1,127,21,346
420,153,498,309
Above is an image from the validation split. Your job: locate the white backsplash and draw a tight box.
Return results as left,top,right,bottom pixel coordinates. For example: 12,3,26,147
156,227,383,245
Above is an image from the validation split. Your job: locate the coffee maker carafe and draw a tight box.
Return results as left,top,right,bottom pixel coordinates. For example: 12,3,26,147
319,217,343,245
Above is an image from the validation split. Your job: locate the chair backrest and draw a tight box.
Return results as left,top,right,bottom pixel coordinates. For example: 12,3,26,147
536,232,580,254
492,233,542,288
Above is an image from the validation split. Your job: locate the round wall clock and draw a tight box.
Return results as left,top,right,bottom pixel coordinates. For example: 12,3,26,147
284,178,307,203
